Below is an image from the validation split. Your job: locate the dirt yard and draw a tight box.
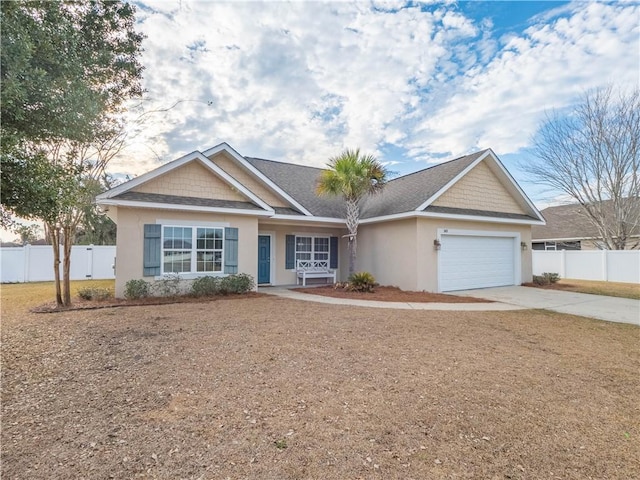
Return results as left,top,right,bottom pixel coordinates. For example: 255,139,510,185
2,292,639,479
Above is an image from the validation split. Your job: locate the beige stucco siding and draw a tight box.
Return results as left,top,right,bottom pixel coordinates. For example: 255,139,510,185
358,217,532,292
113,207,258,297
357,219,418,291
258,222,348,285
133,161,248,202
433,161,526,214
212,152,292,208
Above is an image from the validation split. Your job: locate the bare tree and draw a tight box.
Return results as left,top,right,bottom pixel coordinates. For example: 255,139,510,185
525,86,640,249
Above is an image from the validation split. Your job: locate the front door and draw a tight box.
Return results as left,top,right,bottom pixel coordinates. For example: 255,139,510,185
257,235,271,284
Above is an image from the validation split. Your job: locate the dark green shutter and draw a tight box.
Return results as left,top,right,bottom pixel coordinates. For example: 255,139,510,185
143,224,161,276
224,227,238,274
285,235,295,269
329,236,338,269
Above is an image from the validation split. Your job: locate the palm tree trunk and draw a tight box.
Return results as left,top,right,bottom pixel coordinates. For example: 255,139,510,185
345,199,359,276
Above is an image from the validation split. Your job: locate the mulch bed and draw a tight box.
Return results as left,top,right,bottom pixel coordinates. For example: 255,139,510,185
293,285,493,303
31,292,265,313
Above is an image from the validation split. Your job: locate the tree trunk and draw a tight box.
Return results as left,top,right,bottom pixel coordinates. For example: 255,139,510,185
47,223,63,307
345,199,360,277
62,225,73,306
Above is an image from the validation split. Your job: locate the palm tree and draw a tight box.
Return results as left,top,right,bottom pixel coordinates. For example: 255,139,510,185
316,148,388,276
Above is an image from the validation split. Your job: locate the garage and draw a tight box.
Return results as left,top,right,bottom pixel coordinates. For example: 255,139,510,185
438,232,518,292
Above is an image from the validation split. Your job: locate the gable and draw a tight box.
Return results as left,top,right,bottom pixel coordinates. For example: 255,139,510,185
431,160,526,215
210,151,294,209
132,161,249,203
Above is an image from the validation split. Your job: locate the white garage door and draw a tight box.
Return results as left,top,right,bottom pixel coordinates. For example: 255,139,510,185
439,235,516,291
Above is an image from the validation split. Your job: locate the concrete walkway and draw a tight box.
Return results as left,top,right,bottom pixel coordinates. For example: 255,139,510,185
455,286,640,326
259,286,640,325
259,286,526,311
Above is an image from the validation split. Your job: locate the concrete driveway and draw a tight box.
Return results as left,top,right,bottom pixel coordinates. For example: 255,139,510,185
456,286,640,325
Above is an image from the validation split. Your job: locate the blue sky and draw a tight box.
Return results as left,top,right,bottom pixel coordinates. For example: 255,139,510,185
104,1,640,206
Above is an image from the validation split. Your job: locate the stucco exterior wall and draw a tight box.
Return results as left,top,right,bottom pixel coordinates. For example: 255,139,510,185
133,161,248,202
357,218,418,291
113,207,258,297
357,217,532,292
212,152,291,208
258,222,347,285
433,161,526,214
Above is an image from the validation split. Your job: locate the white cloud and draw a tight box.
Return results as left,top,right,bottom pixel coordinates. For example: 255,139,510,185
109,0,639,180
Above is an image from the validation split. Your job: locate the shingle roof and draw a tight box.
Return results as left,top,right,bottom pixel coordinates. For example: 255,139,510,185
246,157,347,217
425,205,538,221
246,150,487,219
360,151,486,218
531,201,638,240
114,191,264,210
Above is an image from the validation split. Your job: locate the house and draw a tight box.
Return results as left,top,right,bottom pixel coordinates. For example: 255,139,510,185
96,143,545,297
532,202,640,250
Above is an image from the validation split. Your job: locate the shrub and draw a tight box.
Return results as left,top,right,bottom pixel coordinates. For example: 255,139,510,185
348,272,377,292
124,279,150,299
533,272,561,286
77,286,113,301
543,272,560,284
219,273,255,294
191,276,221,297
151,273,182,297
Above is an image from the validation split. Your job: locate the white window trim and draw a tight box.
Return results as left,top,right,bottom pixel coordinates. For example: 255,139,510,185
160,225,226,276
293,234,331,268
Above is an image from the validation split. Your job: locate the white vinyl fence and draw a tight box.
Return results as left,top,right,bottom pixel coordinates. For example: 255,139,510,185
1,245,116,283
533,250,640,284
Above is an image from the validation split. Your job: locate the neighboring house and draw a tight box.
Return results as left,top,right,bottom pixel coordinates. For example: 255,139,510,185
96,143,545,297
532,203,640,250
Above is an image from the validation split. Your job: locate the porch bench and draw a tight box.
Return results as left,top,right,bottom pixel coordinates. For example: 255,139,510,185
296,260,336,286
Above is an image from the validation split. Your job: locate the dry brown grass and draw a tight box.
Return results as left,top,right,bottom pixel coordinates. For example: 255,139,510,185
1,280,115,315
530,279,640,300
2,289,639,479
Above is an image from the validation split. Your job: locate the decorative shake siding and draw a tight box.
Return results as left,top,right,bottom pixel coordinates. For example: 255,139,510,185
432,161,526,214
211,152,292,208
133,162,248,202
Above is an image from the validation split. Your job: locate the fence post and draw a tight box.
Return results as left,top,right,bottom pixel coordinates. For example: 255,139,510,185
602,250,607,281
23,244,30,283
560,250,566,279
86,245,94,279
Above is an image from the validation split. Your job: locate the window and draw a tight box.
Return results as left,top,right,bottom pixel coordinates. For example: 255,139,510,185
163,226,223,274
295,236,330,264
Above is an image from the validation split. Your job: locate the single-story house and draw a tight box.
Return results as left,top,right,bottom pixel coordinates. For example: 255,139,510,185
532,202,640,250
96,143,545,297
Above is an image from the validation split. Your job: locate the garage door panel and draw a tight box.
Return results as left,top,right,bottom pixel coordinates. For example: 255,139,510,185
439,235,515,291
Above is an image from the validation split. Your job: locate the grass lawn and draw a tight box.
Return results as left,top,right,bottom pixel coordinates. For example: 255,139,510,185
533,278,640,300
2,283,639,479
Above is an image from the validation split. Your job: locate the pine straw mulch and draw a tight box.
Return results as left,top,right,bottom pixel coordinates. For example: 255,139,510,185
30,292,265,313
292,285,492,303
2,295,639,480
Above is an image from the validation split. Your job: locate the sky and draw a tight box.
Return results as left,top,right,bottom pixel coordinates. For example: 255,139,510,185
4,0,640,240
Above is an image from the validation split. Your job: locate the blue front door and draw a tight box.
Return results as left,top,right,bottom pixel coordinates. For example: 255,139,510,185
257,235,271,284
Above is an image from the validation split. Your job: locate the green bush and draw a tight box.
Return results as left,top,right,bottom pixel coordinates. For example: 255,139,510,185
124,279,150,299
533,272,561,286
151,274,182,297
219,273,255,294
191,276,221,297
348,272,377,292
77,286,113,301
533,272,560,286
543,272,560,284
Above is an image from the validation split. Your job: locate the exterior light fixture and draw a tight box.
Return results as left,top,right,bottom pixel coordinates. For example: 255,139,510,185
434,239,441,250
521,241,528,251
